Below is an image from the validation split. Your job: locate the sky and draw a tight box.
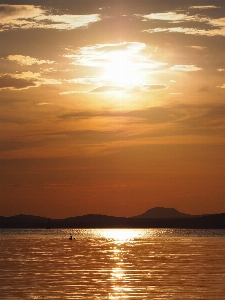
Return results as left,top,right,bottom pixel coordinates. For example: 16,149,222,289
0,0,225,218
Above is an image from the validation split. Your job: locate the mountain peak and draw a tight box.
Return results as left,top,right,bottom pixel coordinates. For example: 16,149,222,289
133,207,192,218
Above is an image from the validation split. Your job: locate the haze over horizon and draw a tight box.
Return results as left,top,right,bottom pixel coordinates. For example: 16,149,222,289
0,0,225,219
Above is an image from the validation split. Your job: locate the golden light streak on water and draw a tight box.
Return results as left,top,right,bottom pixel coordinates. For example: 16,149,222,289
0,229,225,299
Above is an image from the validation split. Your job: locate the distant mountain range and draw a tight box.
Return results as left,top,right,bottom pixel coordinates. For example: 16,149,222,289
0,207,225,229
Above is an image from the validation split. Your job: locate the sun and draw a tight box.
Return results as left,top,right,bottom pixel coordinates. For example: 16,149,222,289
101,50,143,87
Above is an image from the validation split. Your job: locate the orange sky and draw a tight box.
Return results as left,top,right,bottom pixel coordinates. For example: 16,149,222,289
0,0,225,218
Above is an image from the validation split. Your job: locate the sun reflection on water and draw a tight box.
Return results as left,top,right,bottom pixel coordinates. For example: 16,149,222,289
111,267,125,280
1,229,225,299
109,249,128,299
100,229,145,243
100,229,146,299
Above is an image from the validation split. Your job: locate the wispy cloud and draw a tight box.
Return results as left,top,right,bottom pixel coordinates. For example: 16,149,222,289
141,12,200,23
210,18,225,27
34,14,101,30
90,86,125,93
66,78,99,85
2,103,225,159
60,82,169,95
186,46,207,50
0,72,61,90
0,4,100,31
36,102,53,106
140,10,225,37
141,84,168,91
88,84,168,93
59,106,184,125
189,6,220,10
0,74,36,90
217,84,225,89
59,90,80,95
0,4,42,23
169,65,202,72
170,92,183,95
144,27,225,37
5,55,55,66
59,104,225,138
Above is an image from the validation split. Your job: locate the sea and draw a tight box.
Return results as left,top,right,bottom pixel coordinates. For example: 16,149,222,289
0,228,225,300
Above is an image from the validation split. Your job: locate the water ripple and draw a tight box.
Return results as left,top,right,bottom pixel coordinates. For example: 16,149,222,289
0,229,225,299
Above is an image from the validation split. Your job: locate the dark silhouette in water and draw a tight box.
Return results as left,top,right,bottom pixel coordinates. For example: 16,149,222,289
69,233,75,240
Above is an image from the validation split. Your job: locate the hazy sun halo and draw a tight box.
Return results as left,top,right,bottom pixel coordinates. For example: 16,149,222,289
101,51,143,87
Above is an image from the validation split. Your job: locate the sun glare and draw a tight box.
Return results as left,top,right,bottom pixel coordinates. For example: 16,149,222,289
102,51,143,87
101,229,143,242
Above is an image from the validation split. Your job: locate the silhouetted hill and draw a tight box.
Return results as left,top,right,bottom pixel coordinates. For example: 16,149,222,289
133,207,192,218
63,214,127,228
0,209,225,229
0,214,50,228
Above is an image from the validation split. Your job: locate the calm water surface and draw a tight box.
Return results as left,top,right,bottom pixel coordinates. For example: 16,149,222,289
0,228,225,299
